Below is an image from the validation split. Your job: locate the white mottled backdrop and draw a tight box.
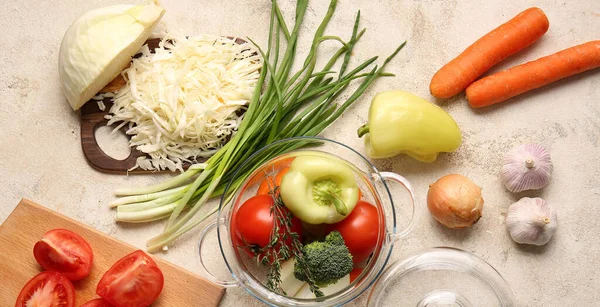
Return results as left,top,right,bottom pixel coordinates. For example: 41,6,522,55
1,0,599,306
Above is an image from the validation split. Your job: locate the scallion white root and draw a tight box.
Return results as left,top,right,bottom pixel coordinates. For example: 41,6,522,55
116,204,179,223
116,194,186,212
109,185,188,208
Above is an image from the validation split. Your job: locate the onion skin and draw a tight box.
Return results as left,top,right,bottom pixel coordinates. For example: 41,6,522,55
427,174,484,228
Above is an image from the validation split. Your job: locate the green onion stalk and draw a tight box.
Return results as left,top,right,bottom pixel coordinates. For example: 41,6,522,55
111,0,406,252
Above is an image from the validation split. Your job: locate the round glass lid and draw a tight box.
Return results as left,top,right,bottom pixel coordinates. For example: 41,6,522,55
367,247,515,307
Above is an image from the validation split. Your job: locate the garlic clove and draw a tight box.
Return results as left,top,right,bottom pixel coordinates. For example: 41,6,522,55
506,197,557,246
500,143,552,193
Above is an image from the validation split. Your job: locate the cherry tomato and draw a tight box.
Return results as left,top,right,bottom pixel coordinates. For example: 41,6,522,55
233,195,303,261
329,201,382,264
33,228,94,281
256,167,290,195
15,271,75,307
96,250,164,307
79,298,113,307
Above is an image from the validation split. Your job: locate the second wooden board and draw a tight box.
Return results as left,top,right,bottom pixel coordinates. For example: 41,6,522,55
0,198,225,306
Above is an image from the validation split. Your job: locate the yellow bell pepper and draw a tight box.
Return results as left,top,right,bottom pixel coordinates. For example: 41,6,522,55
279,154,359,224
357,90,462,162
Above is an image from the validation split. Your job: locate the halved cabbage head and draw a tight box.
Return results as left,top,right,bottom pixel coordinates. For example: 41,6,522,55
59,1,165,110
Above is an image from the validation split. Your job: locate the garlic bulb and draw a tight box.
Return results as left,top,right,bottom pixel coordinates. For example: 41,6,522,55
59,1,165,110
506,197,557,245
500,144,552,193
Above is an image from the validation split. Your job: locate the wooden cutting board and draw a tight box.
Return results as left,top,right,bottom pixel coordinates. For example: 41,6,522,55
0,199,225,306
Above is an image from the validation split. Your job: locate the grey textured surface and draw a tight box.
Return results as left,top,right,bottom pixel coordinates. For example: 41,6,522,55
1,0,599,306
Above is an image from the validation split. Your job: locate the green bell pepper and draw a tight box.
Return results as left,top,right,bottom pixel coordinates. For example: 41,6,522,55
279,153,359,224
357,90,462,162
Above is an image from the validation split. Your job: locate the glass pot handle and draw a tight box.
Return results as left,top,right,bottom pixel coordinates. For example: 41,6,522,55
197,219,239,287
379,172,420,242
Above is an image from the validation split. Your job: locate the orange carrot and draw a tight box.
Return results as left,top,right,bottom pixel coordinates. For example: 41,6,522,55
467,40,600,108
256,167,290,196
430,7,549,99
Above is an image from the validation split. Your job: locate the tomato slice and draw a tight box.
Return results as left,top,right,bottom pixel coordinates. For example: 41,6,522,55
33,228,94,281
96,250,164,307
15,271,75,307
79,298,113,307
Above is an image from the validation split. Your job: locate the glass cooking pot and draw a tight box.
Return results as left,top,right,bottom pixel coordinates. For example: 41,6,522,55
197,137,420,306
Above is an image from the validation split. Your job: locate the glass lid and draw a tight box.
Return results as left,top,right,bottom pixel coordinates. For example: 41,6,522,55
367,247,515,307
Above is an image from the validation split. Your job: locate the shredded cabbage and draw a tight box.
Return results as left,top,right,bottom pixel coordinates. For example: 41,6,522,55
106,34,261,172
92,92,114,111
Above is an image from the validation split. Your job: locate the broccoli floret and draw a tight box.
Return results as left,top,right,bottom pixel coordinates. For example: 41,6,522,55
322,229,346,246
293,231,353,287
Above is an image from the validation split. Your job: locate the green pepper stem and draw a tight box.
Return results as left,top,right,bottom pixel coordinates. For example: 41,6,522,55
329,194,349,215
313,189,348,216
357,123,370,138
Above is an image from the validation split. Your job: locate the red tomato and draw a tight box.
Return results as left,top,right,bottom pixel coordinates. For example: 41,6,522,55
329,201,382,263
96,250,164,307
256,167,290,195
233,195,303,261
33,228,94,281
229,205,252,259
349,267,364,283
79,298,113,307
15,271,75,307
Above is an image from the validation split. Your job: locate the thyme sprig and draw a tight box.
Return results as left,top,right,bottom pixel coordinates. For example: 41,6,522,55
242,163,323,297
263,189,324,297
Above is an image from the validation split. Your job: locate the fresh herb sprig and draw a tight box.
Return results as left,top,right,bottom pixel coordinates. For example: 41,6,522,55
261,186,324,297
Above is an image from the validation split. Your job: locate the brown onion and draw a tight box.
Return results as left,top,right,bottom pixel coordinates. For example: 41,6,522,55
427,174,484,228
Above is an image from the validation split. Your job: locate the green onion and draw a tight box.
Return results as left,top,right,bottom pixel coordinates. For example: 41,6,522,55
111,0,406,252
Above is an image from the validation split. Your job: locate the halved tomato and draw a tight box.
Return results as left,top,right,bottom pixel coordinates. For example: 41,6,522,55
33,228,94,281
96,250,164,307
80,298,113,307
15,271,75,307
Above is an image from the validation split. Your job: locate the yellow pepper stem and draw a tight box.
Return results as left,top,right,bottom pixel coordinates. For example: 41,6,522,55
357,123,369,138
